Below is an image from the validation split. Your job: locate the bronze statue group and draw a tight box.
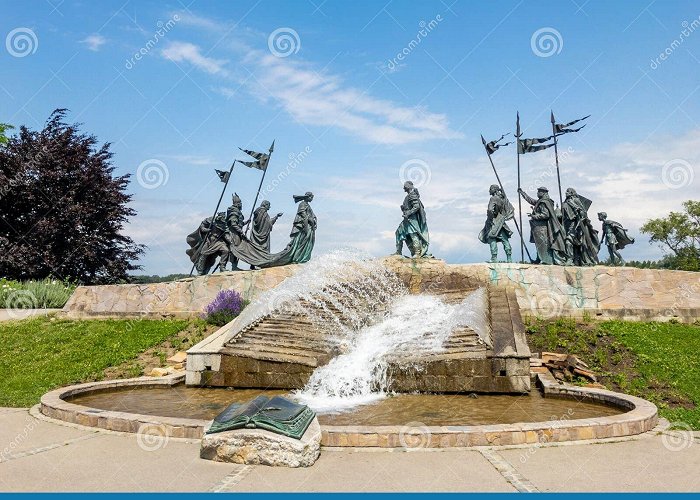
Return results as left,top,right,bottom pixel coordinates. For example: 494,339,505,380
186,192,317,275
479,184,634,266
187,121,634,274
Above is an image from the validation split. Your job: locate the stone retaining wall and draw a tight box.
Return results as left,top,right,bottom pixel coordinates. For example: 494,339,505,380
61,257,700,321
61,266,301,318
382,257,700,322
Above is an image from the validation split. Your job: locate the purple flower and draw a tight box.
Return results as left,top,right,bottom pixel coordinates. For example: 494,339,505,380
204,289,244,317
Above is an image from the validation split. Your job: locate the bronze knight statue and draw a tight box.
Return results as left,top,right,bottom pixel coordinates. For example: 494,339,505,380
518,186,568,265
561,188,600,266
478,184,513,262
395,181,430,258
598,212,635,266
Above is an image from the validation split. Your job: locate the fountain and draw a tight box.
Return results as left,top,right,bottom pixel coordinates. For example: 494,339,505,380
186,250,531,394
41,250,659,451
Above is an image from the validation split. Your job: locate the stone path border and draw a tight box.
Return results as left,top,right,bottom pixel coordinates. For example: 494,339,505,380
39,373,658,449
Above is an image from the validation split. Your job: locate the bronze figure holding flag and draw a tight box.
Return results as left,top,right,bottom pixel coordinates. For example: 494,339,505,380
561,188,599,266
478,184,513,263
518,186,568,265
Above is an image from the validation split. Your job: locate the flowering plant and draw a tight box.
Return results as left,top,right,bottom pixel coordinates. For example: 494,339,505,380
202,289,247,326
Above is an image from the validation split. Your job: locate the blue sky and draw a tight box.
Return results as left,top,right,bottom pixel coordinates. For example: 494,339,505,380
3,0,699,274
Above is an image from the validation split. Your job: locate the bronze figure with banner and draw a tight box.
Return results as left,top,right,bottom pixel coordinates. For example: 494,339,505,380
479,184,513,262
561,188,599,266
518,186,568,265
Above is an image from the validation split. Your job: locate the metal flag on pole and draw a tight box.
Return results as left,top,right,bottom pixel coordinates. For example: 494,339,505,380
550,111,564,210
516,112,524,264
189,159,237,276
481,134,533,263
242,140,275,237
550,111,590,209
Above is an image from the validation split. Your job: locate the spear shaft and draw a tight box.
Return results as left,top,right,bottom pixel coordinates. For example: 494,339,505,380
551,111,564,209
189,160,237,276
516,113,524,263
245,140,275,238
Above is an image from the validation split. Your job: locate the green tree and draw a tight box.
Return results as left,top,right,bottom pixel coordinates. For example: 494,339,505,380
640,200,700,271
0,123,13,146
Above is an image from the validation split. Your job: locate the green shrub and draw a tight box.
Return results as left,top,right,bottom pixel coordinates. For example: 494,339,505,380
0,277,76,309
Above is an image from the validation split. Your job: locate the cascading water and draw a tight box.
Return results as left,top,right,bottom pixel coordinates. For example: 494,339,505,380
229,249,407,345
296,288,490,411
227,249,491,411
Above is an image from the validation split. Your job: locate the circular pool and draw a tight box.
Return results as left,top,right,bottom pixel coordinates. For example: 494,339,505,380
39,374,658,448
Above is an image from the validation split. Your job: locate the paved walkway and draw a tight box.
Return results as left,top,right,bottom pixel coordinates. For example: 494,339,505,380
1,407,699,492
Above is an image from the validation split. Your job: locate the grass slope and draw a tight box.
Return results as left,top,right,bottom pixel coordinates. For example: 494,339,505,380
526,317,700,428
0,317,188,407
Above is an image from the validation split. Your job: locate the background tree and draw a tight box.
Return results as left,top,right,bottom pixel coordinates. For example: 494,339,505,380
0,123,13,146
640,200,700,272
0,110,144,284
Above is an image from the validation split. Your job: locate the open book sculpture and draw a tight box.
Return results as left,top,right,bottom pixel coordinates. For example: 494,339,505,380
206,395,316,440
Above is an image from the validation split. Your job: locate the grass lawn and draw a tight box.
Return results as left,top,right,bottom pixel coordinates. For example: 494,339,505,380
0,316,194,407
526,317,700,429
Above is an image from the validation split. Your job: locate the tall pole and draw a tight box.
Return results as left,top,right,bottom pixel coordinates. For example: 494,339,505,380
189,160,237,276
245,140,275,237
551,111,563,210
481,135,533,263
516,112,524,263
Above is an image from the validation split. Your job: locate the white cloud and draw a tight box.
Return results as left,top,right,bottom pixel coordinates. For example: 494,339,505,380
242,52,461,145
81,34,106,52
161,41,228,75
158,28,460,145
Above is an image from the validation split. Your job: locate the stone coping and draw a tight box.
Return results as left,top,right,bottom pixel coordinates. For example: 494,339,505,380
40,374,207,440
40,374,657,448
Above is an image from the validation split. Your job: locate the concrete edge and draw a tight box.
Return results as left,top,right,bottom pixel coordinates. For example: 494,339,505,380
38,374,658,448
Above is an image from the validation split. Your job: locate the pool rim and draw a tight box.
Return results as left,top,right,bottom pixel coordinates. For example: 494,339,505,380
39,373,658,448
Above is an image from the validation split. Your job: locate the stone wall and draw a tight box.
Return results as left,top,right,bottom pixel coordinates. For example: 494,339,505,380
382,257,700,322
62,265,301,318
62,256,700,321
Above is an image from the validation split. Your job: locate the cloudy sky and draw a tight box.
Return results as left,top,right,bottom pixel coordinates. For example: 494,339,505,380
3,1,699,274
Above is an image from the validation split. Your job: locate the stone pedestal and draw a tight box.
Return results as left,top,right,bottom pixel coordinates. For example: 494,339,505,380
199,418,321,467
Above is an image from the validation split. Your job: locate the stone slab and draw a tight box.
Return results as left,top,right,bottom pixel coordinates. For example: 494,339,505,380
200,418,321,468
232,449,515,492
0,433,233,492
0,410,97,458
501,435,700,491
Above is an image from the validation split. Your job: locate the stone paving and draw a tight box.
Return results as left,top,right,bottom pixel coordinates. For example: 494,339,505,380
2,407,698,492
